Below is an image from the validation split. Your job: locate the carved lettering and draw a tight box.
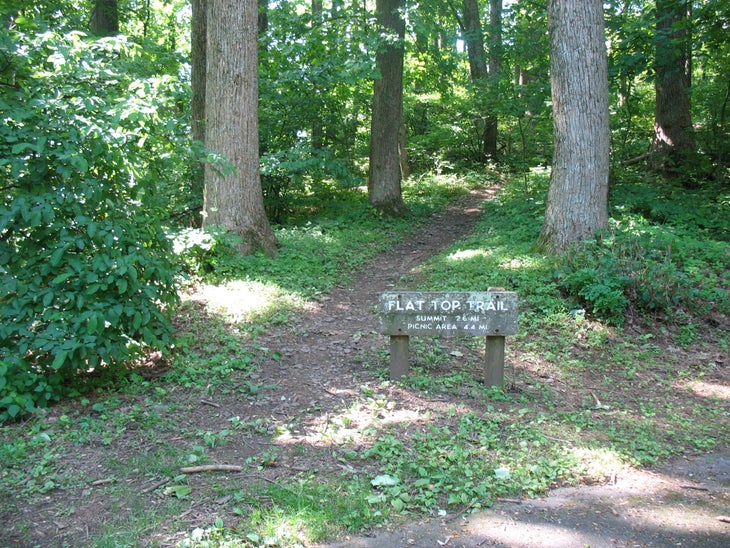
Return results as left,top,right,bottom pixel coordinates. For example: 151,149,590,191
380,291,518,337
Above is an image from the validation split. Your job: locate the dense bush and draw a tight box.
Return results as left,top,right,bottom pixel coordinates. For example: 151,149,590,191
556,220,729,325
0,30,184,420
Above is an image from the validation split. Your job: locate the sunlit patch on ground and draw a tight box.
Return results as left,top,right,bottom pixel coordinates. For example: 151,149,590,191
684,380,730,400
447,249,493,261
275,397,427,447
566,447,629,482
182,281,303,322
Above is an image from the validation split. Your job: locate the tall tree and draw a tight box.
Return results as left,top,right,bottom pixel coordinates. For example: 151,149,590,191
191,0,206,147
204,0,277,255
369,0,408,216
190,0,206,205
539,0,610,253
89,0,118,35
460,0,489,161
652,0,696,175
484,0,502,159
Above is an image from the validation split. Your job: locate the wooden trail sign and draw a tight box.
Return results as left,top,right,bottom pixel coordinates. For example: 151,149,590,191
378,291,518,385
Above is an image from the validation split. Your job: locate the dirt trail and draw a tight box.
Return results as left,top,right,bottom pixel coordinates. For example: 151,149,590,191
252,187,499,405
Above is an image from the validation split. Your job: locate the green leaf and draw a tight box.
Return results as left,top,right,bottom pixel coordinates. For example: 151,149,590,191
371,474,400,487
70,155,88,174
87,314,98,334
117,279,128,294
391,498,405,512
52,351,68,370
51,272,74,285
11,143,34,155
49,246,66,267
164,485,191,498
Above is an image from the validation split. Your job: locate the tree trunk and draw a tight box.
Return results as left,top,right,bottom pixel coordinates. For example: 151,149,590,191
463,0,488,82
539,0,610,253
203,0,277,256
484,0,502,160
368,0,408,217
651,0,696,175
190,0,206,211
312,0,324,150
258,0,268,35
89,0,119,35
191,0,206,146
462,0,489,162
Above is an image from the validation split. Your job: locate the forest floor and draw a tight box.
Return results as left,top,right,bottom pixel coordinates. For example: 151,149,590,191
2,188,729,547
185,187,730,547
259,188,730,548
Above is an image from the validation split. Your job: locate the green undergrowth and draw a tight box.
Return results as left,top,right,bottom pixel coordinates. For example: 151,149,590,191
1,169,728,547
173,173,482,299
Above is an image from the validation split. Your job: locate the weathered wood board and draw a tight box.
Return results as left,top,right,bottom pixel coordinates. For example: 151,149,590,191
379,291,518,337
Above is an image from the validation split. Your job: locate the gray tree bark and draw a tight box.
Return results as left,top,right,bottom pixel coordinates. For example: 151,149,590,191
90,0,118,36
203,0,277,256
539,0,610,253
191,0,206,147
368,0,408,216
190,0,206,208
651,0,696,175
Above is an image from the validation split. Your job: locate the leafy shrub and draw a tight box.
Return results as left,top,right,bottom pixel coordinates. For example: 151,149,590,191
613,175,730,241
556,223,728,324
0,30,181,420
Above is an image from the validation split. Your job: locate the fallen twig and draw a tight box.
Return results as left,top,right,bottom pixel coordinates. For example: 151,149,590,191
680,484,709,492
142,478,170,494
179,464,243,474
496,497,522,504
199,399,220,408
716,516,730,523
90,478,115,486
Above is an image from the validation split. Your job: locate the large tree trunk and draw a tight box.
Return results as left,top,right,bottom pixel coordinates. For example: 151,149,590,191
190,0,206,212
539,0,610,253
191,0,206,147
651,0,696,175
484,0,502,160
368,0,408,217
89,0,119,35
462,0,489,162
204,0,277,256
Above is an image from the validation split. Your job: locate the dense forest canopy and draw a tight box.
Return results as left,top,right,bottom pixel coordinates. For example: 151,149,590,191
1,0,729,417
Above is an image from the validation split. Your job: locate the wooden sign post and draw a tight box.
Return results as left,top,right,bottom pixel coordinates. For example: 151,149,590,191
378,290,518,386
